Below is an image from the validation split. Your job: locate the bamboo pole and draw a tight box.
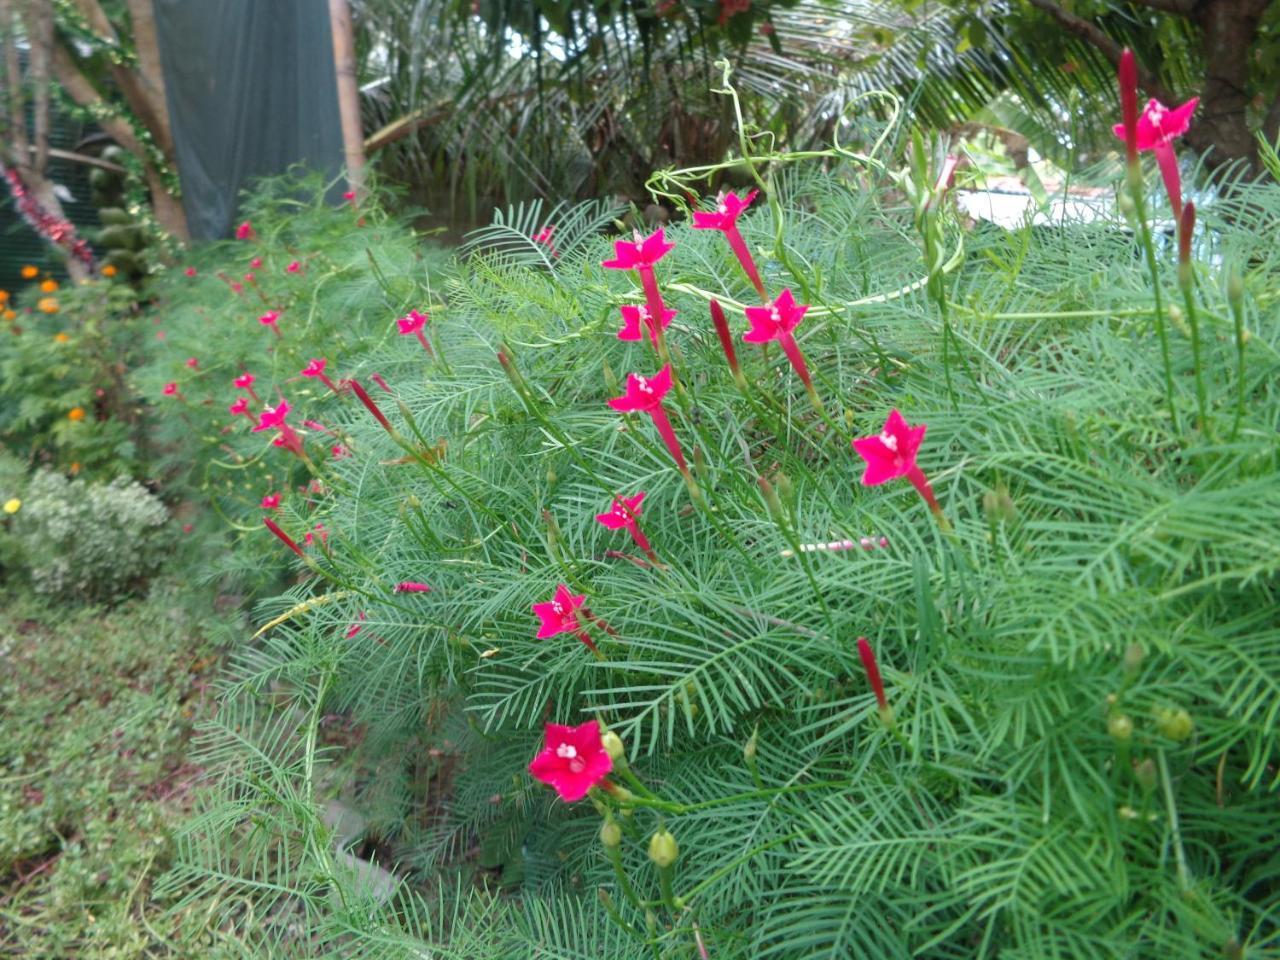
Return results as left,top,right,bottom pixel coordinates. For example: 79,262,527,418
328,0,365,200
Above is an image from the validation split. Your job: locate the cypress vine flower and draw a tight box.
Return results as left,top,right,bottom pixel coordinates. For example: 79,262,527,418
691,189,765,297
533,224,559,257
743,290,821,406
349,379,396,436
528,719,613,802
607,365,687,474
532,584,598,653
1112,80,1198,217
396,309,435,356
233,372,259,402
709,299,747,389
260,493,280,510
856,636,893,726
301,357,342,394
259,310,282,338
1117,49,1140,168
228,397,254,421
602,228,676,338
617,304,676,347
235,221,254,240
393,581,432,593
263,517,304,557
286,260,302,274
852,410,946,524
596,492,657,561
252,400,305,458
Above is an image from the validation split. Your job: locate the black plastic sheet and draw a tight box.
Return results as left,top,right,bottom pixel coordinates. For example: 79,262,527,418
154,0,344,240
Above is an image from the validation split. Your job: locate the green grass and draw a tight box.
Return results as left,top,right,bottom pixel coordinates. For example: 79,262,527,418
0,589,250,958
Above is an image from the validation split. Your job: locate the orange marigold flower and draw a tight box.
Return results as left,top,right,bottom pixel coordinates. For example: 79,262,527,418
40,279,58,293
102,265,118,278
0,289,9,302
68,406,85,421
21,265,38,279
37,297,59,314
54,332,70,343
2,310,15,321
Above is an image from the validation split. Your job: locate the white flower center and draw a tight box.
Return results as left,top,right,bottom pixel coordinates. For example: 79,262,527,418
637,377,653,394
769,307,781,324
717,202,728,215
552,601,564,614
556,743,577,759
638,306,650,321
880,431,898,452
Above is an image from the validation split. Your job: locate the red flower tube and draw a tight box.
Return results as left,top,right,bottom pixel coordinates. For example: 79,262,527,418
691,190,765,298
856,636,893,725
263,517,304,557
709,299,746,389
349,379,396,435
607,365,687,474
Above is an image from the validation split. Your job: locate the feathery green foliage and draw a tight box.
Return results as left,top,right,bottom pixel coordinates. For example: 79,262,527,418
156,134,1280,957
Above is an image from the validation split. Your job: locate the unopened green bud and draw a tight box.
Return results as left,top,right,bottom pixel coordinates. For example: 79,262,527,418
743,726,758,764
604,782,634,803
602,359,619,396
758,476,785,525
1155,707,1193,742
1117,191,1136,222
693,446,709,484
601,730,625,762
982,486,1016,524
543,509,561,549
1123,643,1144,674
645,909,659,936
1167,303,1189,338
648,828,679,868
776,472,795,508
546,464,557,486
1226,269,1244,308
1133,757,1157,792
1108,714,1133,741
600,817,622,849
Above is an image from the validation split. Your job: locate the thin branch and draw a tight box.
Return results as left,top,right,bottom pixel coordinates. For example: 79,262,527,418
25,0,53,175
0,0,29,165
1127,0,1193,16
21,143,128,172
1024,0,1179,105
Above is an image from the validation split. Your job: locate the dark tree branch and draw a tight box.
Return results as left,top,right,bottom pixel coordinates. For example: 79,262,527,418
1025,0,1179,104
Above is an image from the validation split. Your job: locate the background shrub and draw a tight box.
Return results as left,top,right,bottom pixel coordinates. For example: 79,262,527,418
12,470,171,602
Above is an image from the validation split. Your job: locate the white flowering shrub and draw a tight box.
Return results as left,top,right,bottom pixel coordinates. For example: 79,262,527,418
12,470,171,601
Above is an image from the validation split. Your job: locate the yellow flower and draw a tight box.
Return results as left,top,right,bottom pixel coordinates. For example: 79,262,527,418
102,265,117,278
21,265,38,279
54,332,70,343
68,406,85,421
37,297,59,314
40,278,58,293
2,498,19,515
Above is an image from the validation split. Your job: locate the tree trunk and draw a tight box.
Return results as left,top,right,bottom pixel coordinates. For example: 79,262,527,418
1184,0,1269,175
328,0,365,199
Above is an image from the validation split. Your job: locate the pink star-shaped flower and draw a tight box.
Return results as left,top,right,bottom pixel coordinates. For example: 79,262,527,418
229,397,251,417
250,256,263,269
1112,97,1198,152
162,382,178,396
607,365,673,414
691,189,758,231
236,221,253,240
286,260,302,274
743,289,808,344
596,491,655,558
601,228,675,271
528,719,613,802
852,410,926,485
302,358,327,377
185,357,199,368
617,304,676,346
595,491,646,532
259,310,280,327
261,493,280,510
252,400,291,433
851,410,946,524
397,309,428,335
234,373,255,389
532,583,587,639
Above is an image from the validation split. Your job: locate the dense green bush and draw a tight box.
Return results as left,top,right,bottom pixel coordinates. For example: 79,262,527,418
150,135,1280,958
10,469,170,601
